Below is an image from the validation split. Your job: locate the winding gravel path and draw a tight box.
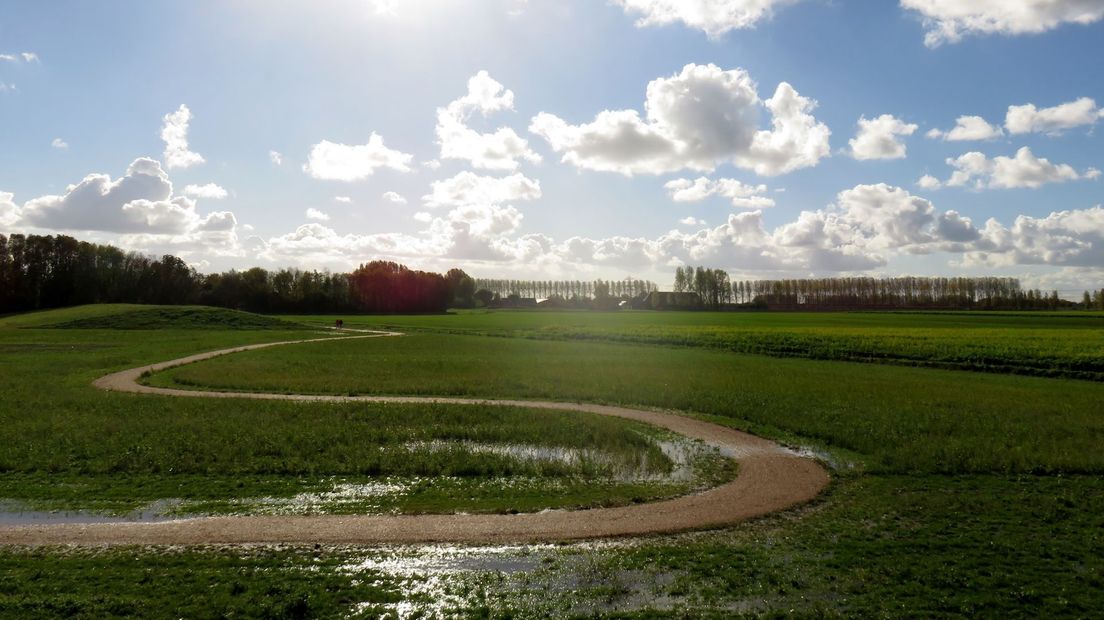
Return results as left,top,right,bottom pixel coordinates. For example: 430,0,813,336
0,330,829,545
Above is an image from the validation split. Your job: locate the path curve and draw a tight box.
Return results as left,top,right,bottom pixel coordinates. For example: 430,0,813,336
0,330,829,545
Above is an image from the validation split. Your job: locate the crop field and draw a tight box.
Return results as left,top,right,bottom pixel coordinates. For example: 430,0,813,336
2,305,1103,617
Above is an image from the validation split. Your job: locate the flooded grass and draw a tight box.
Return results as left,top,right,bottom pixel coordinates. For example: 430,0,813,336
8,474,1100,619
0,432,735,519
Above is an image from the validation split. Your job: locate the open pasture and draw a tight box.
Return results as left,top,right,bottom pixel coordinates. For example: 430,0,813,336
294,309,1104,380
1,305,1103,616
0,307,724,518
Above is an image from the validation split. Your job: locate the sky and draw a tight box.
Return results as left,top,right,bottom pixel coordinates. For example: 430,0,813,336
1,0,1103,294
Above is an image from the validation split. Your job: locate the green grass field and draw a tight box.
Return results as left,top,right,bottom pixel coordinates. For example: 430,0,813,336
295,309,1104,380
2,305,1103,617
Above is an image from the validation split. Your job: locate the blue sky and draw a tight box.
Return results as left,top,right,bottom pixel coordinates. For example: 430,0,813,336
1,0,1102,294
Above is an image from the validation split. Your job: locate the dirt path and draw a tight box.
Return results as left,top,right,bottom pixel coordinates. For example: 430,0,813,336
0,330,829,546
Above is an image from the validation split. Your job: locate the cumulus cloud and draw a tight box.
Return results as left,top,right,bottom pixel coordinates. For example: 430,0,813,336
303,134,413,181
1005,97,1103,135
530,63,829,177
436,71,541,171
269,150,283,166
183,183,228,199
849,114,918,160
335,196,353,204
613,0,800,38
161,104,205,170
737,82,832,175
926,115,1004,141
0,191,20,227
305,208,330,221
380,192,405,204
254,176,1104,281
51,138,69,150
966,205,1104,268
18,158,236,239
902,0,1104,47
665,177,774,208
916,174,942,190
943,147,1088,189
423,172,541,208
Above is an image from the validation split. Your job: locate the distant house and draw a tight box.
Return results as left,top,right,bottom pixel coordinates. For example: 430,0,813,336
633,291,702,310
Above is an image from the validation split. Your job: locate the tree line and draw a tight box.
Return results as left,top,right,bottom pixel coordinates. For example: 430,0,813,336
674,266,1079,310
0,233,477,314
1084,290,1104,311
473,278,657,301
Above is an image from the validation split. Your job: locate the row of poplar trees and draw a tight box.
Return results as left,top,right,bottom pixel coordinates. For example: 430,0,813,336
674,265,1076,310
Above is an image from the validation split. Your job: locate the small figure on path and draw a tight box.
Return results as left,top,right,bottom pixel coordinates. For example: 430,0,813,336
335,319,344,329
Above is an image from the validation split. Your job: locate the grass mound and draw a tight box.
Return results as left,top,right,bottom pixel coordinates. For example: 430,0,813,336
40,305,307,331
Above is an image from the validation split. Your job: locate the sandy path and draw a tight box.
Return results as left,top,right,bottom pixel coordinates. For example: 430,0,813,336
0,330,829,546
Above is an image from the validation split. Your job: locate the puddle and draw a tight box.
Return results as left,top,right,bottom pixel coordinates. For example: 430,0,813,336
791,446,856,472
0,498,182,525
338,543,685,618
402,437,719,482
341,545,554,618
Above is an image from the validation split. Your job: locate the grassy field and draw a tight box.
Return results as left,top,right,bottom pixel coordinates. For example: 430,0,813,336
0,306,725,517
2,304,1103,616
292,309,1104,380
154,331,1104,474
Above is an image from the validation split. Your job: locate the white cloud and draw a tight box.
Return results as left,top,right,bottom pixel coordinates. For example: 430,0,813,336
255,177,1104,279
917,174,943,190
51,138,69,150
0,83,16,93
423,171,541,208
305,208,330,221
1086,168,1102,180
1005,97,1103,135
0,192,20,227
19,158,236,238
183,183,228,200
530,63,829,177
335,196,353,204
381,192,406,204
436,71,541,171
1,52,38,63
902,0,1104,47
303,134,413,181
943,147,1087,189
269,150,284,166
613,0,800,38
966,205,1104,268
926,115,1004,141
848,114,918,160
736,82,832,176
665,177,774,208
160,104,205,170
